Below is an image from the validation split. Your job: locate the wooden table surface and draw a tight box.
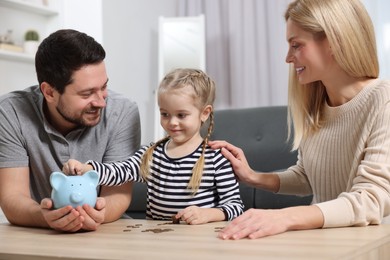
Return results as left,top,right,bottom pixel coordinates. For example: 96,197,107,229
1,218,390,260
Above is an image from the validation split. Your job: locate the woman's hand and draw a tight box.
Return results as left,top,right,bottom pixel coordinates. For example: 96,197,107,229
62,159,93,175
217,208,290,239
208,140,256,184
218,206,324,240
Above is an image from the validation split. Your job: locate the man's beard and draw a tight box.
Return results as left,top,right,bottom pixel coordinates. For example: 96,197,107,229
56,100,101,127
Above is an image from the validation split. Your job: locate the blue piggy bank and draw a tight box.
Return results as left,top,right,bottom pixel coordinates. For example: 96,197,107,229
50,171,99,209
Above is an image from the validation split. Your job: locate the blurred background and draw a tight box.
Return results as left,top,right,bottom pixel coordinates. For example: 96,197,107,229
0,0,389,144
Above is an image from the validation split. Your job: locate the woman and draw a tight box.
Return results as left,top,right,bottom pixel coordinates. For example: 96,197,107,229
209,0,390,239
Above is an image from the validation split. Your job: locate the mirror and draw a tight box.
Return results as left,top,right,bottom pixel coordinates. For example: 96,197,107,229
154,14,206,139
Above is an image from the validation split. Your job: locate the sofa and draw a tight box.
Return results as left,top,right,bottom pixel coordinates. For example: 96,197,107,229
125,106,312,219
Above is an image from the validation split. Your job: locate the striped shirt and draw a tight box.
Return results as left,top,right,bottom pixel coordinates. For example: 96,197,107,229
88,141,244,221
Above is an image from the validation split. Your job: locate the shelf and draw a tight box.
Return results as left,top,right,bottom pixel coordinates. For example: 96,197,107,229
0,49,34,63
0,0,58,16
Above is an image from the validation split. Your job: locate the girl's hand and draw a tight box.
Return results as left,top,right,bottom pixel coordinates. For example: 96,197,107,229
62,159,93,175
176,206,206,225
175,206,225,225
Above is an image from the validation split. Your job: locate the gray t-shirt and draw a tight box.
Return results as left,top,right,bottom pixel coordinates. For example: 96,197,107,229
0,86,141,202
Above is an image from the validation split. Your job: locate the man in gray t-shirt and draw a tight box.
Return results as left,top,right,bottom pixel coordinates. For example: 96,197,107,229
0,29,141,232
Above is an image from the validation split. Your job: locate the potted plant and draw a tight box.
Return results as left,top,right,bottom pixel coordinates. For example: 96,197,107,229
24,29,40,55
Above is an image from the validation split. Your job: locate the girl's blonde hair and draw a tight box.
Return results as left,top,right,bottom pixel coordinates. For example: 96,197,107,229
285,0,379,150
141,68,216,194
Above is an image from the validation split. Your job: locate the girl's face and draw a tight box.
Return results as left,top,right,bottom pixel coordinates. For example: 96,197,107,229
285,19,333,84
158,86,210,146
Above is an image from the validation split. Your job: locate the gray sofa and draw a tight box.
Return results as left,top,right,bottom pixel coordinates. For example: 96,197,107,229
126,106,312,219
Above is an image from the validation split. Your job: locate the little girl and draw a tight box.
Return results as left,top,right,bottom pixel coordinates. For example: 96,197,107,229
63,68,244,224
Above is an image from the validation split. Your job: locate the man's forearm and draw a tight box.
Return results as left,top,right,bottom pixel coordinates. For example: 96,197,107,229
100,182,133,223
1,195,48,228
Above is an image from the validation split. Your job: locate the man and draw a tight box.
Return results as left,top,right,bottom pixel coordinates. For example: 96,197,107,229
0,29,141,232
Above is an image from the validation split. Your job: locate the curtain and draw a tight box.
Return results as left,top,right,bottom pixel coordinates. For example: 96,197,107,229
178,0,292,109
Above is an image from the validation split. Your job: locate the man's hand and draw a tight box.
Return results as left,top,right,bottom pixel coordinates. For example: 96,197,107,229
40,198,84,232
75,197,106,231
41,197,106,232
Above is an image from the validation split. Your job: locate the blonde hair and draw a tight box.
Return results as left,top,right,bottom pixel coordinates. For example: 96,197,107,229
285,0,379,150
141,68,216,194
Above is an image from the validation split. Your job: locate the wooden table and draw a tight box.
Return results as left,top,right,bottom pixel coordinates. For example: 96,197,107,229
0,219,390,260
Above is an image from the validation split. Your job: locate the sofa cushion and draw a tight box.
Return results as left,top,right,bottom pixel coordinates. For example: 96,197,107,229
126,182,147,219
211,106,297,171
126,106,312,219
211,106,312,210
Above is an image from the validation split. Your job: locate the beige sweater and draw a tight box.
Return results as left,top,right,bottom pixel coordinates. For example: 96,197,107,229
278,79,390,228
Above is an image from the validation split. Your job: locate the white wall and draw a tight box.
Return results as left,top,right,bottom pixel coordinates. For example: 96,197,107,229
0,0,103,95
2,0,389,145
102,0,178,144
0,4,48,93
0,0,177,145
62,0,103,43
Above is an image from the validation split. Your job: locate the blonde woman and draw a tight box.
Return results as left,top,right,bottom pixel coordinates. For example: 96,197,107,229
64,68,244,224
210,0,390,239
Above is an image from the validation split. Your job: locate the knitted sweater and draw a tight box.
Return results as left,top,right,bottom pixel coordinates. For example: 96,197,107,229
278,79,390,228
